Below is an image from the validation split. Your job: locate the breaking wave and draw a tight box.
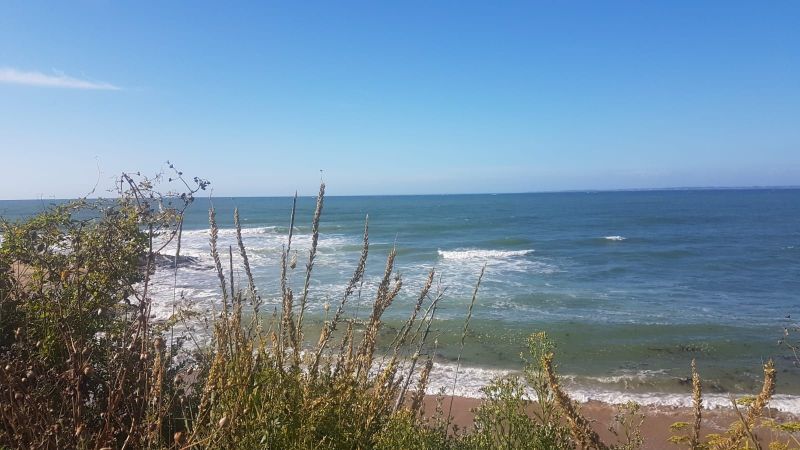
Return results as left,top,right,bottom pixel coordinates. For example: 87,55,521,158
437,249,535,260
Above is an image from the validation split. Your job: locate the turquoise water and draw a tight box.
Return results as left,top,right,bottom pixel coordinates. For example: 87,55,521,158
3,189,799,410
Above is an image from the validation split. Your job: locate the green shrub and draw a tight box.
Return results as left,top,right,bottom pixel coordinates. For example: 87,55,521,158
0,169,203,449
467,376,573,450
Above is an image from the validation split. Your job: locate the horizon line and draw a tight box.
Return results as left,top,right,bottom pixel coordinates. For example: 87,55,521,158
2,184,800,202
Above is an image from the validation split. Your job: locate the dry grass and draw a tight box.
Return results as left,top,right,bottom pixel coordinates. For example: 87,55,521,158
691,359,702,449
1,171,799,449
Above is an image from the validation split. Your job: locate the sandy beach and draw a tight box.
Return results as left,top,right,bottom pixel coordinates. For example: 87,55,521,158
424,395,799,449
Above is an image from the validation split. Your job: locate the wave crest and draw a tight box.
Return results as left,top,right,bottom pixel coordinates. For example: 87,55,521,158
438,249,535,260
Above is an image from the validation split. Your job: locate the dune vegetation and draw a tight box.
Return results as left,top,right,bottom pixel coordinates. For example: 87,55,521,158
1,169,797,449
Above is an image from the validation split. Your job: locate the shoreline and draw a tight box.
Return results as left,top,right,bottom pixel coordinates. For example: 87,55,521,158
423,395,799,449
420,360,800,415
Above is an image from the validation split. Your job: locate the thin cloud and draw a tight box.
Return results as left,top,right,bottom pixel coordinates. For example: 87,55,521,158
0,67,120,90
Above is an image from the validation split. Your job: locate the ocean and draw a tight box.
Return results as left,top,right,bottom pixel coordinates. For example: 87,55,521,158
2,189,799,412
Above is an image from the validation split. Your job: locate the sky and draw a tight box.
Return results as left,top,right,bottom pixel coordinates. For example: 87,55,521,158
1,1,798,199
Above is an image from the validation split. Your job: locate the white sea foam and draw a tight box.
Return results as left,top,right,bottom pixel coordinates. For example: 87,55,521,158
425,363,513,397
432,248,556,284
566,369,669,385
180,226,280,238
143,226,362,322
147,230,559,324
604,236,626,241
567,390,800,413
438,249,535,260
424,362,800,414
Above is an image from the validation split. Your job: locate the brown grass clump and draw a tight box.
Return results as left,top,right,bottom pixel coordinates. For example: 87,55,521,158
713,360,776,450
543,352,610,450
669,359,796,450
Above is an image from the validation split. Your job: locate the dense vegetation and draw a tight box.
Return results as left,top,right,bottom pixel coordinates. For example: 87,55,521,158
0,170,797,449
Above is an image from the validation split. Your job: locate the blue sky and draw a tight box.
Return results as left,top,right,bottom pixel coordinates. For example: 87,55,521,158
1,1,798,198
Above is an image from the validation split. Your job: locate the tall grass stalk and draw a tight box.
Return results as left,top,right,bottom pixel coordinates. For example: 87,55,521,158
310,215,369,376
297,182,325,337
447,264,486,432
690,359,702,449
543,352,610,450
234,208,259,311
